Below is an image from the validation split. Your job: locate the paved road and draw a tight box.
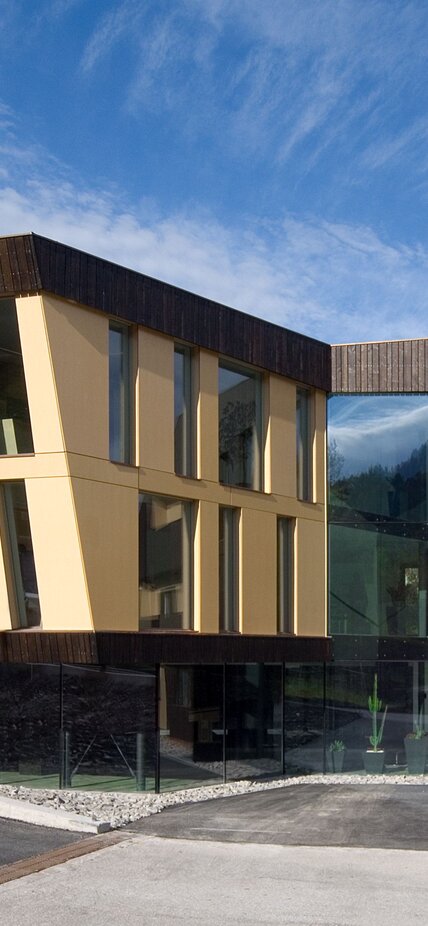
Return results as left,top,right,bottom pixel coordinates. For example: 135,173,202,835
0,818,85,867
1,834,428,926
130,783,428,850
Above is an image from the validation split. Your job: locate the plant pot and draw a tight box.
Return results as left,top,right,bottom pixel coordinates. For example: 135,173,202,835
404,737,427,774
363,750,385,774
327,750,345,773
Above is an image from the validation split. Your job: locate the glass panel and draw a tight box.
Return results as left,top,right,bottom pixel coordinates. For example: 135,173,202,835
329,394,428,636
109,323,131,463
62,665,156,792
0,298,33,454
174,346,193,476
139,494,193,629
284,664,324,774
219,507,238,632
278,518,294,633
0,664,60,787
225,664,282,780
159,665,224,791
219,361,262,490
2,481,40,627
326,662,422,776
296,387,312,500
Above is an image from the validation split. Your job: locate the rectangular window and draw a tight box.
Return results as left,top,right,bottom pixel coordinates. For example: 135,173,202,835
1,481,40,627
296,387,312,501
219,507,239,632
109,323,131,463
219,361,262,490
174,345,193,476
0,299,33,455
139,494,193,630
278,517,294,633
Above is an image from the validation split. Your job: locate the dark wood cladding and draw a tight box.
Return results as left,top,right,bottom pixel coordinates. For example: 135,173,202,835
0,234,330,390
0,631,331,666
332,341,428,393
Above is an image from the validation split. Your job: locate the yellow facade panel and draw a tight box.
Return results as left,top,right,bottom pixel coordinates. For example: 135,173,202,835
25,476,92,631
240,508,277,635
42,295,109,459
295,517,326,637
137,329,174,473
71,477,138,631
16,296,64,454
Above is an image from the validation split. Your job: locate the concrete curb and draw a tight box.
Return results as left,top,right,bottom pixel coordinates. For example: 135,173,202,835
0,796,110,834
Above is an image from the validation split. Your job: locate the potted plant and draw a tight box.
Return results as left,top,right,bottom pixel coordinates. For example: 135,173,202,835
327,739,346,773
404,709,427,774
363,673,388,773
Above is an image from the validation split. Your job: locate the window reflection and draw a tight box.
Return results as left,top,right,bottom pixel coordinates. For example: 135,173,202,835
0,299,33,455
139,494,193,629
328,395,428,637
219,361,262,490
2,481,40,627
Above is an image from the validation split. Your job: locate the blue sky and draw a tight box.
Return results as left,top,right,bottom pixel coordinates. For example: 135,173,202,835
1,0,428,343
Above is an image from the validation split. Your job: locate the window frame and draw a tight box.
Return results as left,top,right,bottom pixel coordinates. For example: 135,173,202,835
109,321,133,464
219,506,239,632
277,516,294,634
218,358,263,492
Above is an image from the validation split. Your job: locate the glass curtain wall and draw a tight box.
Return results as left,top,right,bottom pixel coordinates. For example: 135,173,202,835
139,494,193,629
219,361,262,490
329,394,428,636
0,298,33,454
1,660,428,790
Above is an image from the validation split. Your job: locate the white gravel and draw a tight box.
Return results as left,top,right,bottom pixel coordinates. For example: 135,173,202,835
1,773,427,829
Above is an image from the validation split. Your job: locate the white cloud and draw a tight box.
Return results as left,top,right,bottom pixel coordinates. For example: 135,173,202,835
1,164,428,345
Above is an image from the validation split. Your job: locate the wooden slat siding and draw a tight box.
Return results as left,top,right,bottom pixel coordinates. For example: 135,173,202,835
332,339,428,393
0,233,333,390
0,631,332,666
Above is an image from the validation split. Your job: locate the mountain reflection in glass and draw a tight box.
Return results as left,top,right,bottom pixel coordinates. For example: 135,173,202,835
328,395,428,637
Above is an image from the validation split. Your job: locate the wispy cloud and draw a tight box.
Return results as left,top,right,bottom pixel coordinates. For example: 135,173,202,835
1,144,428,345
76,0,428,180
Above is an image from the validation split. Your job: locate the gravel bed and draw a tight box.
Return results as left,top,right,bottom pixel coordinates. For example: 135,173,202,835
1,773,428,829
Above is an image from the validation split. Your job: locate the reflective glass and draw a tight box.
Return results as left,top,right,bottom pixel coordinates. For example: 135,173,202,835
0,298,33,454
0,664,60,787
109,324,131,463
284,664,324,774
2,481,41,627
278,518,294,633
159,665,224,791
219,361,262,490
62,665,156,791
329,395,428,636
225,664,282,780
219,507,238,632
139,494,193,629
296,388,312,501
174,346,193,476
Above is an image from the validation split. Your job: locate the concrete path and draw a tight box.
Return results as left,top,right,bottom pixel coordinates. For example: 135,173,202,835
1,833,428,926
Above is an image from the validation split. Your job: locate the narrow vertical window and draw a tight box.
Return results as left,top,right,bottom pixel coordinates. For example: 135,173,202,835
174,346,193,476
296,387,312,501
109,323,131,463
139,494,193,630
1,481,40,627
219,361,262,490
0,299,33,455
219,507,238,631
278,517,294,633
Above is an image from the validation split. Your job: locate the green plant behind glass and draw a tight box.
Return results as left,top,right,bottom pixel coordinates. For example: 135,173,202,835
368,673,388,751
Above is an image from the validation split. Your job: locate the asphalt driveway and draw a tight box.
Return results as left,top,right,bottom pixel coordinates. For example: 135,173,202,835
0,818,85,868
129,783,428,850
